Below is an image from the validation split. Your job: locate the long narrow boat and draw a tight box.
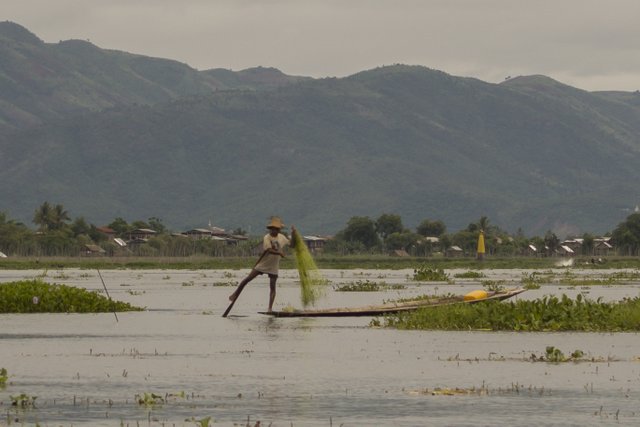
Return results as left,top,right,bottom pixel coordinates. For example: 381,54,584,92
259,288,526,318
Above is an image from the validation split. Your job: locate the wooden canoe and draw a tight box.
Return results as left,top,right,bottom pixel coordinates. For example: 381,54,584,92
259,288,526,317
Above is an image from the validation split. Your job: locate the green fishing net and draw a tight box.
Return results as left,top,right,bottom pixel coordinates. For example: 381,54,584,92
293,231,327,306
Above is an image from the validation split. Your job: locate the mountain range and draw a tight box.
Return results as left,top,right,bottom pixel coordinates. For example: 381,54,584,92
1,21,639,236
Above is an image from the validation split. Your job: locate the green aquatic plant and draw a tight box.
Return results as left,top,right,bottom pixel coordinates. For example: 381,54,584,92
545,346,565,363
481,280,505,292
530,347,585,363
135,392,164,407
334,280,405,292
380,294,640,332
211,280,237,287
334,280,381,292
570,349,584,359
195,416,212,427
11,393,37,408
0,368,7,388
385,293,458,304
413,265,449,282
0,279,143,313
53,270,70,279
521,272,546,289
559,277,616,286
608,270,640,281
453,271,486,279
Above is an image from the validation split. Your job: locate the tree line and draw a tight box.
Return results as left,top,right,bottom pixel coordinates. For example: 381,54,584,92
1,202,640,257
326,213,640,257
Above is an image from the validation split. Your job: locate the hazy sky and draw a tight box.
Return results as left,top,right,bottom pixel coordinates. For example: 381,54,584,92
5,0,640,91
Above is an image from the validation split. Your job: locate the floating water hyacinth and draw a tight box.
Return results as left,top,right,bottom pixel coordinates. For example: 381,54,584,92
0,279,143,313
293,231,327,306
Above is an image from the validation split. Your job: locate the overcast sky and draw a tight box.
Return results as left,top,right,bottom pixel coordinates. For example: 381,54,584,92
5,0,640,91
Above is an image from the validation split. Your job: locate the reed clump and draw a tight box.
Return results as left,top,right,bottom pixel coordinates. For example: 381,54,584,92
293,232,327,306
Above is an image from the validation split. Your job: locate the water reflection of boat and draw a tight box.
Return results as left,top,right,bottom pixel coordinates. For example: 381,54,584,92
260,288,526,317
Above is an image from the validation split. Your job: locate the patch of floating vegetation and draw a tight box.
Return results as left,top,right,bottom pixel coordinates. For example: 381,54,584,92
453,271,487,279
521,272,547,289
10,393,37,408
384,293,459,304
379,294,640,331
334,280,406,292
0,368,7,388
558,270,640,286
521,269,640,287
412,265,450,282
480,280,506,292
0,279,143,313
405,382,550,397
441,347,607,363
211,280,238,287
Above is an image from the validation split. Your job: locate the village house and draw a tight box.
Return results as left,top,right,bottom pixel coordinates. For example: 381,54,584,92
82,244,106,256
423,236,440,248
446,245,464,257
182,225,249,245
557,245,575,257
96,226,116,240
183,228,216,240
593,238,614,257
302,235,329,254
127,228,157,242
390,249,410,257
523,244,538,257
560,239,583,253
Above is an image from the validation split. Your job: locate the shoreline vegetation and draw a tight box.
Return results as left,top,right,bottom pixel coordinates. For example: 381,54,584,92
1,255,640,270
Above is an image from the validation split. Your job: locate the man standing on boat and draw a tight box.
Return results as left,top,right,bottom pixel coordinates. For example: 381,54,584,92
227,216,296,313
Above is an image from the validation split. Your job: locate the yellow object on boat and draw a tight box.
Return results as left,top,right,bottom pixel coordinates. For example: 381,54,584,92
463,290,488,301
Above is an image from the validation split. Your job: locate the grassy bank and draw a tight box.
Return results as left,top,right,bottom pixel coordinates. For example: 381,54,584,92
378,294,640,332
0,279,143,313
2,255,640,270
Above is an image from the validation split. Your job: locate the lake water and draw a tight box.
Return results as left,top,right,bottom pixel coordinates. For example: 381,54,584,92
1,267,640,426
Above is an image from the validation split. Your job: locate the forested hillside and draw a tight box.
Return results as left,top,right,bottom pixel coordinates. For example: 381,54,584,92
2,22,640,235
0,21,306,130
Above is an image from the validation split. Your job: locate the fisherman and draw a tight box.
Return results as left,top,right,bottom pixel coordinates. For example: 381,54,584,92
228,216,297,312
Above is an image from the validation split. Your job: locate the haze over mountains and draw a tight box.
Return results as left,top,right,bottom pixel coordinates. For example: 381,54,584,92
1,21,639,236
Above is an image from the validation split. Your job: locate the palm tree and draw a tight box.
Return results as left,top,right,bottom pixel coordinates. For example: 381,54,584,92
33,201,53,231
51,204,71,230
33,202,71,232
478,216,490,232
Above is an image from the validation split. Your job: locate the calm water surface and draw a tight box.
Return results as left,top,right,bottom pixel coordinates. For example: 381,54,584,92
1,268,639,426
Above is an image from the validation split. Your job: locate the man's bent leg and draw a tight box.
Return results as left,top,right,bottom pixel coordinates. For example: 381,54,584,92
229,269,260,301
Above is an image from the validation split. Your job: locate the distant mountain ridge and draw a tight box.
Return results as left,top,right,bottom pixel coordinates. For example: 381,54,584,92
0,21,308,131
1,22,640,236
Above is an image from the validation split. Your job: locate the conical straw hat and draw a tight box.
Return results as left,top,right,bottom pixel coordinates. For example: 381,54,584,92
266,216,284,229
